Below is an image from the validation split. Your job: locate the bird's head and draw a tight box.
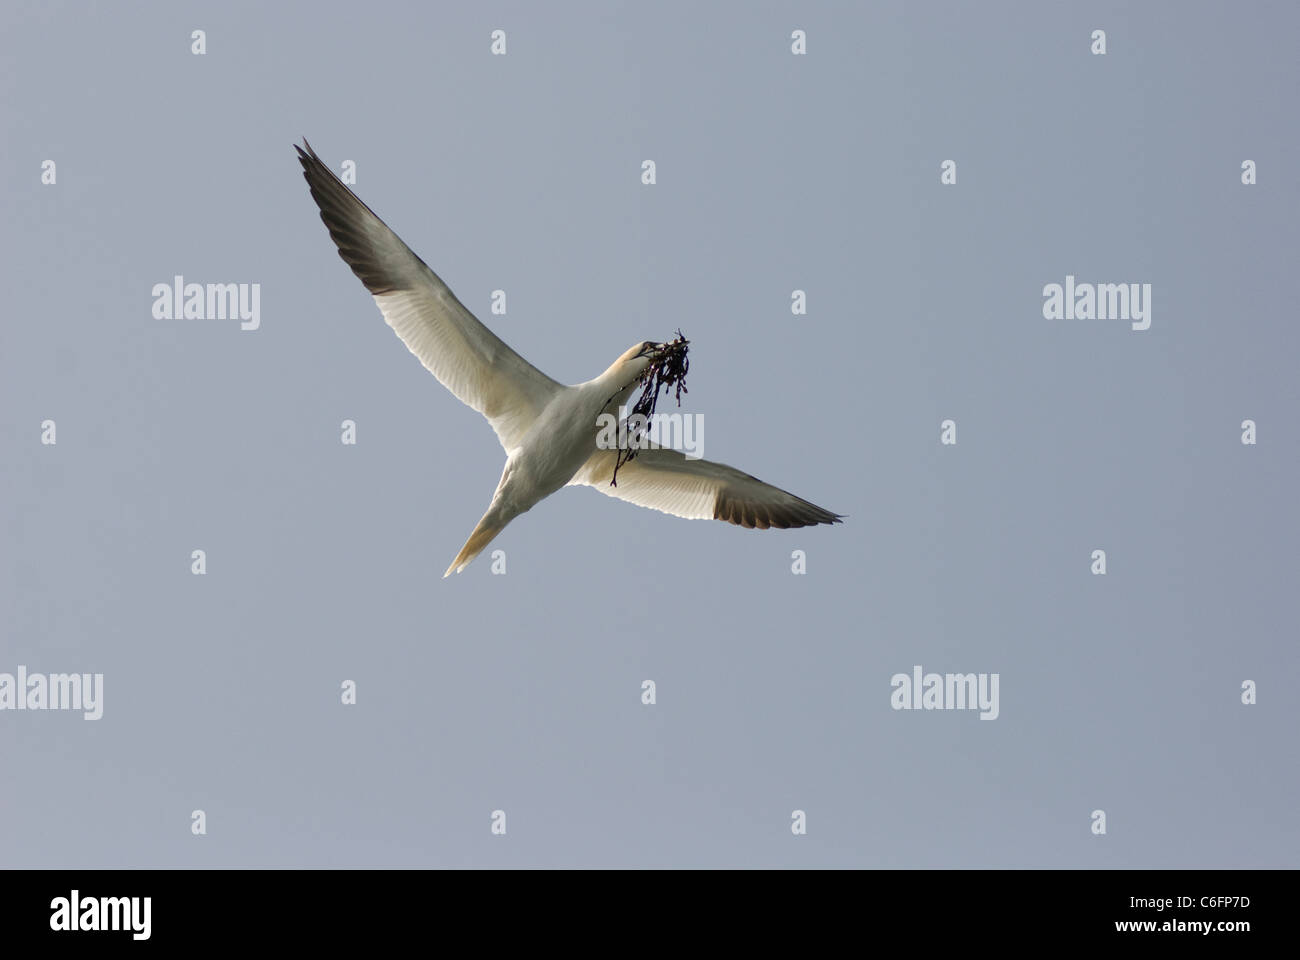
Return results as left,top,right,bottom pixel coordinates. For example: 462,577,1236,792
597,340,660,391
612,340,669,380
597,341,668,408
599,334,690,411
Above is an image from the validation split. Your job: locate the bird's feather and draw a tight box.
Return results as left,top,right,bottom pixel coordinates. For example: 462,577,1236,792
296,140,561,452
569,445,842,529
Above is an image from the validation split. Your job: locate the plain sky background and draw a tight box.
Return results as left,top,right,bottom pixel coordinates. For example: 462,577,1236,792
2,1,1297,868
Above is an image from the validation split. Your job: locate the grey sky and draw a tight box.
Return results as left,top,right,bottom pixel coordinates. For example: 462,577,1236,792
1,1,1296,867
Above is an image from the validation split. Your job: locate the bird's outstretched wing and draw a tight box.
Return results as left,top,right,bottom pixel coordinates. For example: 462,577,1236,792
568,446,842,529
296,140,561,451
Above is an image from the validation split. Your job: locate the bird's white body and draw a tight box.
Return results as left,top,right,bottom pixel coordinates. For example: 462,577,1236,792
296,141,841,576
466,355,650,573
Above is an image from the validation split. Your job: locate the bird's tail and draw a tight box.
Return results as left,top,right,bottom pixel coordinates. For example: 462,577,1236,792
444,512,508,577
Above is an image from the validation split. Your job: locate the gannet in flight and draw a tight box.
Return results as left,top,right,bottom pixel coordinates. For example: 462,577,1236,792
295,141,842,576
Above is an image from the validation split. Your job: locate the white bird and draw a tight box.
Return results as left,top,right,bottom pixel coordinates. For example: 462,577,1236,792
296,141,842,576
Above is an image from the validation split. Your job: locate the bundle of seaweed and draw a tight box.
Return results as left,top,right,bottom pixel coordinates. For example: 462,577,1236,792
611,330,690,486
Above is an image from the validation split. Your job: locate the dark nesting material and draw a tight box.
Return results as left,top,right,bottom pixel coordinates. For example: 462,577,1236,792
611,330,690,486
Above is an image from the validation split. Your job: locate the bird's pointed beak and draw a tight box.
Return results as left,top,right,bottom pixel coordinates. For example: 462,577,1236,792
640,335,688,360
